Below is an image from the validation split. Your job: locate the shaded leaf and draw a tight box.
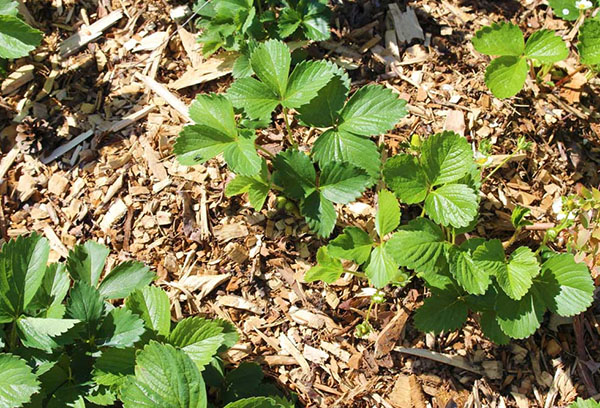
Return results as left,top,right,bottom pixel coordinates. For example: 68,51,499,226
304,246,345,283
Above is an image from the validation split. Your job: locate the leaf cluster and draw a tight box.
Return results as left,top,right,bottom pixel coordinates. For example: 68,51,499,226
548,0,597,21
0,0,42,61
0,235,293,408
175,40,408,238
472,22,568,98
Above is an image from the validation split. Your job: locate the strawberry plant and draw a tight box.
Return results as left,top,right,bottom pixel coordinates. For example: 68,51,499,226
175,39,408,237
548,0,597,21
0,235,294,408
472,22,568,98
305,131,595,343
0,0,42,61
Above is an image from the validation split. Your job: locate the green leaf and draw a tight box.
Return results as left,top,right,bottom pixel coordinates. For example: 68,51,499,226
227,77,280,119
365,244,399,288
223,130,261,176
272,149,316,200
0,234,50,323
283,60,337,108
421,131,472,186
569,398,600,408
524,30,568,64
126,286,171,337
548,0,581,21
97,261,155,300
278,7,302,38
0,15,42,59
319,161,370,204
536,254,594,317
304,246,345,283
0,0,19,16
578,19,600,66
232,53,253,78
188,93,237,138
472,239,506,275
496,247,540,301
297,72,349,128
448,242,491,295
311,129,381,179
327,227,373,265
302,2,331,40
0,353,40,408
17,317,79,352
168,317,225,370
97,307,145,348
29,263,70,315
375,189,400,238
214,319,239,350
223,362,264,403
121,342,207,408
174,124,236,166
225,166,270,210
386,218,447,275
338,85,407,136
383,154,428,204
92,347,136,387
484,56,528,99
424,184,479,228
66,282,104,329
66,240,109,287
250,39,291,96
413,285,468,333
511,205,532,229
472,22,524,56
479,311,510,345
300,191,337,238
495,288,545,339
224,397,282,408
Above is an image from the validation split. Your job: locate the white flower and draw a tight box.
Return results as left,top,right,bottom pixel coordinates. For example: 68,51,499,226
372,290,385,304
557,212,566,221
473,144,493,166
552,198,563,215
357,288,377,297
575,0,593,10
563,8,570,15
568,211,577,220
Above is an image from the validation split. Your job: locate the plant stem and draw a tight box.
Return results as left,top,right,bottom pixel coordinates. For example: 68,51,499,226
9,322,18,351
451,229,456,245
504,228,521,249
555,65,586,88
365,300,375,322
420,206,426,217
483,152,516,183
282,107,297,148
345,269,367,279
256,144,275,159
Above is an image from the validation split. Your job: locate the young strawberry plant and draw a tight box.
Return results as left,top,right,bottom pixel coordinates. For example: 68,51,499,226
0,0,42,62
472,22,568,98
175,39,408,237
305,131,595,343
548,0,597,21
0,235,294,408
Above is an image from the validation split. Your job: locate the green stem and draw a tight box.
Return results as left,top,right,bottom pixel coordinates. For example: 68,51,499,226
256,0,263,15
256,144,275,159
504,228,521,249
451,229,456,245
9,322,18,351
420,206,426,217
483,152,516,183
365,300,375,322
345,269,367,279
282,107,297,148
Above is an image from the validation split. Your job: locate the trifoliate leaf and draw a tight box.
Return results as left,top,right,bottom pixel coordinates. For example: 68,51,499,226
126,286,171,337
383,154,429,204
472,22,524,56
168,317,225,370
302,1,331,40
0,234,50,323
319,161,370,204
121,342,207,408
484,56,528,99
250,39,291,96
524,30,568,64
92,347,136,387
174,124,236,166
277,7,302,38
548,0,581,21
495,288,545,339
386,218,447,275
0,353,40,408
188,93,238,138
17,317,79,352
0,15,42,59
297,72,349,127
225,170,271,210
496,247,540,301
448,243,491,295
327,227,373,265
223,129,262,176
97,308,145,348
66,240,109,287
272,149,316,199
424,184,479,228
227,77,280,119
375,189,400,238
535,254,594,317
283,60,337,108
0,0,19,16
311,129,381,179
338,85,407,136
578,19,600,66
420,131,472,186
365,244,399,288
413,285,468,334
472,239,506,275
97,261,155,300
479,311,510,345
300,191,337,237
66,282,104,332
224,397,281,408
304,246,345,283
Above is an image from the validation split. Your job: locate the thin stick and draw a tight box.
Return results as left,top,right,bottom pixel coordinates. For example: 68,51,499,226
282,107,297,148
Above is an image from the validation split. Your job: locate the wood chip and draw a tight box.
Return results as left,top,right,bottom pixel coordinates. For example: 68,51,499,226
60,10,124,57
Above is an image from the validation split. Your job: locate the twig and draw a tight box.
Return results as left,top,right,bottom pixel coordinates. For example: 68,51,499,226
394,347,484,375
